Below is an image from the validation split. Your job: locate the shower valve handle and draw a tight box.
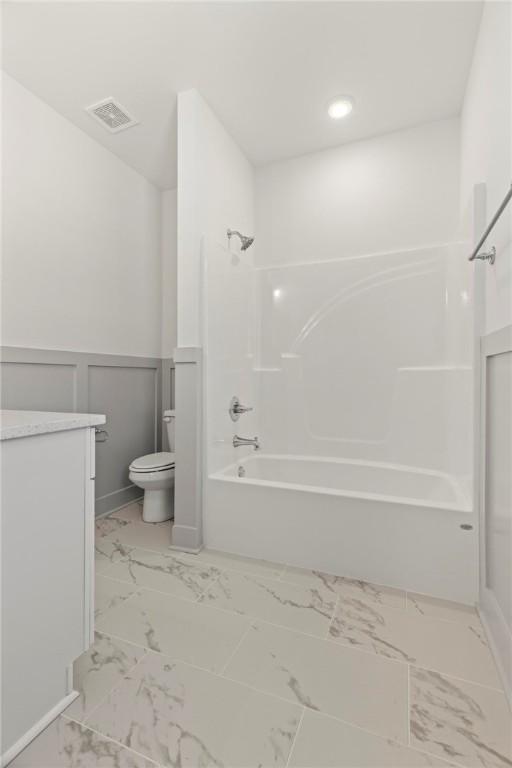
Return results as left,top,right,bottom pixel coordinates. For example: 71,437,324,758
229,396,254,422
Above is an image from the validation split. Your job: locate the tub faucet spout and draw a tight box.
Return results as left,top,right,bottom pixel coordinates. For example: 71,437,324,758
233,435,260,451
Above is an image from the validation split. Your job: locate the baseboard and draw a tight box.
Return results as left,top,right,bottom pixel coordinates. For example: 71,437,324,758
95,495,143,520
2,691,79,767
169,543,203,555
95,485,142,517
171,522,203,553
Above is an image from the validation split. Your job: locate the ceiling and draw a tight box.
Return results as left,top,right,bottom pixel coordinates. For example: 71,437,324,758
2,1,482,189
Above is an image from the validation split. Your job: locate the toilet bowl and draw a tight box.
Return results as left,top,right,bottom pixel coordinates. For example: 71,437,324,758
129,410,175,523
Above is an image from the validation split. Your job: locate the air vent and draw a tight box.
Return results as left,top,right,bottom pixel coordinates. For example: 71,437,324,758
85,98,138,134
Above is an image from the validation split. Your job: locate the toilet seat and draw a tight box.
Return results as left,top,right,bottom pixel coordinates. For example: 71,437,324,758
129,451,175,473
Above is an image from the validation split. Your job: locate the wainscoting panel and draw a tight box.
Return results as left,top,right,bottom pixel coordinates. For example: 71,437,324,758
1,361,77,412
89,365,158,506
161,357,175,451
0,347,164,516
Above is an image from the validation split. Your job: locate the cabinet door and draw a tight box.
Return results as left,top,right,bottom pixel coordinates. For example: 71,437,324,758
1,429,86,752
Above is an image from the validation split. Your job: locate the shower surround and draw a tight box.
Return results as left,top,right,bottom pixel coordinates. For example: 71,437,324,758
203,237,476,604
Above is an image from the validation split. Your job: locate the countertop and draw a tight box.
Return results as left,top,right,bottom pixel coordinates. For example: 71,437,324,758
0,410,106,441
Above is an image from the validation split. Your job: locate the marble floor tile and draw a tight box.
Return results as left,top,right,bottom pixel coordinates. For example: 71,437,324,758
329,596,502,688
95,575,138,621
65,632,146,722
181,548,285,579
102,547,221,601
9,716,157,767
200,570,336,637
406,593,480,625
281,566,406,608
86,652,301,768
410,666,512,768
101,519,174,554
110,502,144,523
95,547,115,576
95,587,249,672
95,536,133,575
288,710,455,768
95,515,130,539
223,621,408,743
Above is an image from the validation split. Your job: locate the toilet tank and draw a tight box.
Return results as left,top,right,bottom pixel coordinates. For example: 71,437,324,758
163,410,175,451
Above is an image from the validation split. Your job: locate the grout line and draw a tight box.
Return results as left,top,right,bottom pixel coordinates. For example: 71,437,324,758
59,714,161,766
294,708,467,768
98,537,481,630
405,590,480,626
96,566,504,693
95,578,143,606
98,531,288,581
408,662,505,694
88,627,173,662
284,706,305,768
218,622,253,676
62,652,147,727
93,620,403,726
97,565,340,636
93,628,150,656
96,573,203,605
96,538,171,560
98,574,503,693
83,618,483,768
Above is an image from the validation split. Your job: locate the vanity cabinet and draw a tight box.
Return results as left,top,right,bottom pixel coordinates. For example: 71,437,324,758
1,411,105,766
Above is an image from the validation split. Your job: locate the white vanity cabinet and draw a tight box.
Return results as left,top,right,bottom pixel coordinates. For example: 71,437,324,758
1,410,105,766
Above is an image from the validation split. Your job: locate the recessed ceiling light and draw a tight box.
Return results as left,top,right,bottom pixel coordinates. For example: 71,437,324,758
327,97,354,120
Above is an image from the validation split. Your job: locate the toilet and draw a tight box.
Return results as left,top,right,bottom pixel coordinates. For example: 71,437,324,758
129,409,175,523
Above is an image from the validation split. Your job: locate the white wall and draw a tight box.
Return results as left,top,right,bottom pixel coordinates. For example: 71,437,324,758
177,89,254,347
256,118,460,266
2,74,162,357
175,89,255,551
460,1,511,335
161,188,177,358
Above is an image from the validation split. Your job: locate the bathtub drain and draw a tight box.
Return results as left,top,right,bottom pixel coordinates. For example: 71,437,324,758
237,465,246,478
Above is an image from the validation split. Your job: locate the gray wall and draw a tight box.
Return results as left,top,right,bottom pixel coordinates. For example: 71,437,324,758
1,348,174,516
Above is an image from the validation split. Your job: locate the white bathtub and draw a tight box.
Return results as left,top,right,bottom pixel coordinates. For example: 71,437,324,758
205,454,478,603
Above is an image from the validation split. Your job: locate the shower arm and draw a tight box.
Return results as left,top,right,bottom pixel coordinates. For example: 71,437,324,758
227,228,255,251
469,182,512,263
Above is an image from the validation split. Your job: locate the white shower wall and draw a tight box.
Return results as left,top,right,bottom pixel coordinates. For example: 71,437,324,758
203,239,258,474
204,116,473,489
203,113,477,599
255,244,472,491
251,117,472,495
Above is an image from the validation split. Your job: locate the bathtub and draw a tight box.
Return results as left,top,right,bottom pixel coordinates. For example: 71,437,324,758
205,454,478,603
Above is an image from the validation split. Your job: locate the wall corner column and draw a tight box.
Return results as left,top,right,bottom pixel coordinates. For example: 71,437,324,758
170,346,203,553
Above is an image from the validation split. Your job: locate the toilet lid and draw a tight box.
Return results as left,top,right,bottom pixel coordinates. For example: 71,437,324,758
129,452,175,472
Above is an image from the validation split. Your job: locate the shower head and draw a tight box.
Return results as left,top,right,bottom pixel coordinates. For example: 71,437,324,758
227,228,255,251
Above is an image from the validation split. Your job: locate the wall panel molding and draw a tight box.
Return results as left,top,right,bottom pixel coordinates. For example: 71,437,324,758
1,347,164,516
161,358,176,451
170,346,203,552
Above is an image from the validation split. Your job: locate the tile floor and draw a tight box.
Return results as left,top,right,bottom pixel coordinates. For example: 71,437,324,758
11,502,512,768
